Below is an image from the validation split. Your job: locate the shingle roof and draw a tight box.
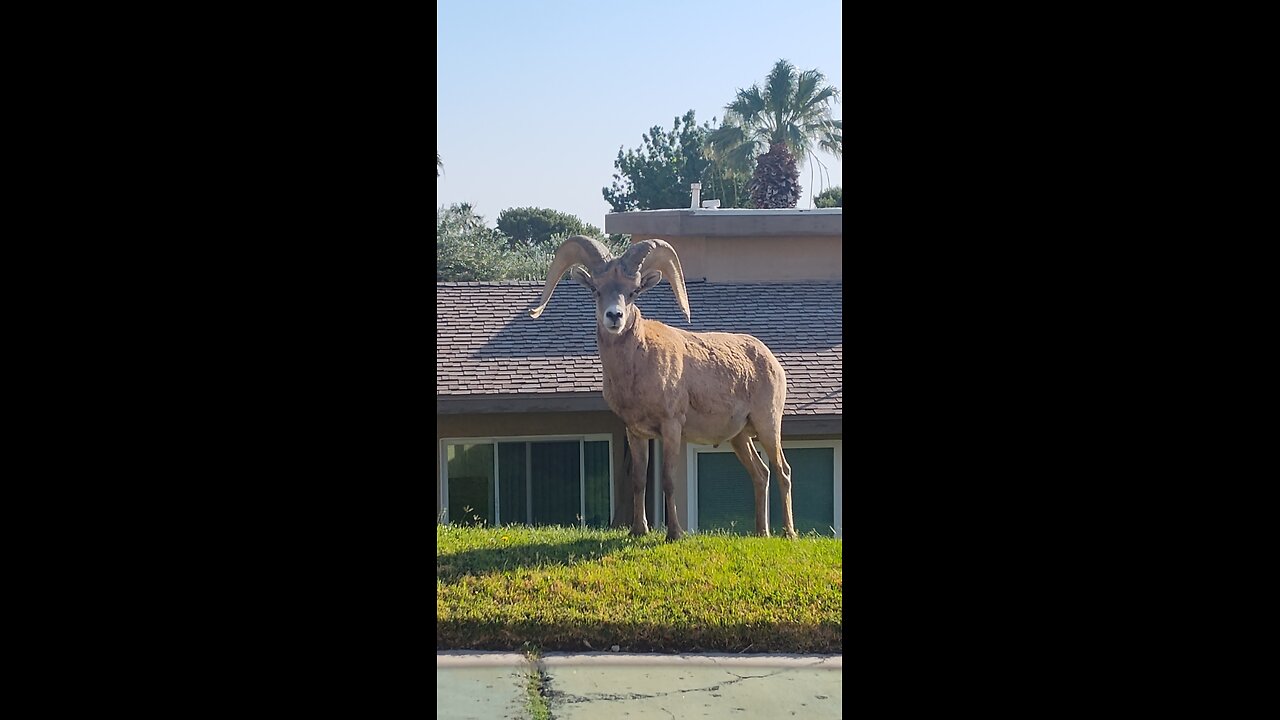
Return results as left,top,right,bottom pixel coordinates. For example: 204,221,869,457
437,281,841,417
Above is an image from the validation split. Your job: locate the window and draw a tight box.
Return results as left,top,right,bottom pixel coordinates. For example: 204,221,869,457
686,440,842,538
440,435,613,528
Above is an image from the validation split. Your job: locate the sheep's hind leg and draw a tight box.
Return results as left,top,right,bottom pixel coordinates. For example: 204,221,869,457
626,429,650,536
730,431,771,537
758,426,797,539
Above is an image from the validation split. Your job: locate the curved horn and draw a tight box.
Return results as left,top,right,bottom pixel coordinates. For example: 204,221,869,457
620,239,690,322
528,235,613,318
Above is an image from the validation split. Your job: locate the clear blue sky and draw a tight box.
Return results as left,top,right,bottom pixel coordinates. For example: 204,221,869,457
437,0,843,229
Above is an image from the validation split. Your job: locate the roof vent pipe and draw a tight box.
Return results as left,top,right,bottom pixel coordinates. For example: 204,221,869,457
690,183,701,209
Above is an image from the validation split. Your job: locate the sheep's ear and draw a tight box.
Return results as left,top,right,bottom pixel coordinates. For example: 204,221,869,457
638,270,663,294
570,266,594,289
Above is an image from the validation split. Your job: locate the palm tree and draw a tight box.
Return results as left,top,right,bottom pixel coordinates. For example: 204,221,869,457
706,60,841,208
702,116,755,208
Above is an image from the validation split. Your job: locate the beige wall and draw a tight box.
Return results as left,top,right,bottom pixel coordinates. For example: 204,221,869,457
631,233,841,282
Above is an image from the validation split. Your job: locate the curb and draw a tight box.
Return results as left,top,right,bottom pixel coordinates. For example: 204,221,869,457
438,651,841,669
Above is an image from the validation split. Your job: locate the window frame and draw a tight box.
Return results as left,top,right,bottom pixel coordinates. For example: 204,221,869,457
439,434,614,527
685,439,842,538
652,439,664,528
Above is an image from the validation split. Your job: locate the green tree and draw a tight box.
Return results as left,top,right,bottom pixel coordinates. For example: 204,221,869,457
814,186,842,208
496,207,603,250
437,205,628,282
603,110,751,212
437,204,550,281
706,59,842,208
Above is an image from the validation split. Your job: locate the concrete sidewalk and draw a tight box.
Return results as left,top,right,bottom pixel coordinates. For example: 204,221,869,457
436,651,530,719
438,651,842,719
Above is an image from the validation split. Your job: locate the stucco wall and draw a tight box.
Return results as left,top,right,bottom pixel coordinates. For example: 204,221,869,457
630,233,841,282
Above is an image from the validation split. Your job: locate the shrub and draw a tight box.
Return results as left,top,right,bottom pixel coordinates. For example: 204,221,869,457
814,186,842,208
437,203,553,281
496,207,603,250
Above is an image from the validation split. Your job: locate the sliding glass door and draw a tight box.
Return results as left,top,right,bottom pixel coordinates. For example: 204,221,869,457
442,435,613,528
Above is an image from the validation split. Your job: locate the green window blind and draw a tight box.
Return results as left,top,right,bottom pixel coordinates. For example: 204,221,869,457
498,442,528,525
697,446,835,536
530,441,581,526
768,448,835,536
697,452,758,534
583,441,611,528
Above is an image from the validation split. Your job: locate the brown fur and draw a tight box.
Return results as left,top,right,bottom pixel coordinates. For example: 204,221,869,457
531,238,796,541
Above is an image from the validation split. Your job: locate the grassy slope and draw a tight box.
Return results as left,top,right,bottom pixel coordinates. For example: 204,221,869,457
437,525,842,653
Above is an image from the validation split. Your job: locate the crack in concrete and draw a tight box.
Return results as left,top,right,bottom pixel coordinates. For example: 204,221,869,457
547,663,822,705
526,655,553,719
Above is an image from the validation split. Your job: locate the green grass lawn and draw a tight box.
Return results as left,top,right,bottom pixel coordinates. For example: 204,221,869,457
437,524,842,653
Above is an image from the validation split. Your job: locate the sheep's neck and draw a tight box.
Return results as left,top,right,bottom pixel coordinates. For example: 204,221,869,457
597,307,650,416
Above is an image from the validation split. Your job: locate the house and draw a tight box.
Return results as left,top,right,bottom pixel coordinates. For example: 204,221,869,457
437,207,842,536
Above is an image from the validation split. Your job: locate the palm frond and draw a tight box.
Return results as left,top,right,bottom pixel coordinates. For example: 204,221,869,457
807,94,839,123
797,86,839,117
726,86,766,122
793,70,822,112
723,141,757,176
784,125,812,162
705,121,757,177
706,123,748,157
764,59,797,120
818,120,842,160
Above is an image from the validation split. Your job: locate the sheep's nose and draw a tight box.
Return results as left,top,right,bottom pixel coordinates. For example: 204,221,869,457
606,309,622,321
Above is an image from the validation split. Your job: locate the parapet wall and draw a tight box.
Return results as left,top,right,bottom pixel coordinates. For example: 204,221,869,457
605,209,842,282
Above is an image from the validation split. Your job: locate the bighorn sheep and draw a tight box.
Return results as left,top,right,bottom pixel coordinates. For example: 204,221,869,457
529,235,796,540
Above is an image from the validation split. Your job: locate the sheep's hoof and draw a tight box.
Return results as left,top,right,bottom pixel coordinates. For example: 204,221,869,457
784,530,798,540
666,529,684,542
630,526,648,537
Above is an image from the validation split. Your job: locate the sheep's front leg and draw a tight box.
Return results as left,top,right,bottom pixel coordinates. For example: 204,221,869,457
626,428,649,536
660,422,686,541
